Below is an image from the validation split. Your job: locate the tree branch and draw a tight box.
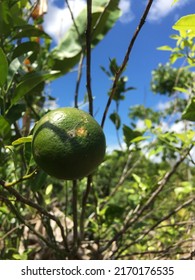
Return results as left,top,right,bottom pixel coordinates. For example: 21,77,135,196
65,0,82,43
86,0,93,115
1,169,37,188
100,146,192,253
1,186,69,252
3,197,65,258
101,0,154,128
114,196,195,259
74,53,84,108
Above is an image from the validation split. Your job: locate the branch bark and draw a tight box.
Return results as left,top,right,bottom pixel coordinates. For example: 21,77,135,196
86,0,93,116
114,196,195,259
100,146,192,254
1,186,69,252
101,0,154,128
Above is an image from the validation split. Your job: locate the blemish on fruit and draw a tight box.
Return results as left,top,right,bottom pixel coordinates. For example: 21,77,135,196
76,127,88,137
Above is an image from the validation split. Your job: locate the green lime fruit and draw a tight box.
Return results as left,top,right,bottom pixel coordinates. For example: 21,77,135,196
32,107,106,180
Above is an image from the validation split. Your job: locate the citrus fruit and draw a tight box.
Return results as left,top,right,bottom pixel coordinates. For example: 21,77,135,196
32,107,106,180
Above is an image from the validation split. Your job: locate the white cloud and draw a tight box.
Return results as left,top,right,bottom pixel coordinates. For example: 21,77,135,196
119,0,134,23
43,0,86,43
148,0,190,22
156,100,171,111
43,0,135,42
106,142,126,154
158,120,191,133
136,119,146,130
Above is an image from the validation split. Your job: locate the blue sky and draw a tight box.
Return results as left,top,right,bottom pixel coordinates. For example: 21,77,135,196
42,0,194,151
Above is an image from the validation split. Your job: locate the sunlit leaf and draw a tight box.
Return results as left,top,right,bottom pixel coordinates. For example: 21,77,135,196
123,125,142,147
145,119,152,129
45,184,53,196
173,14,195,37
130,136,150,143
157,45,173,51
148,146,164,158
12,136,33,146
173,87,189,94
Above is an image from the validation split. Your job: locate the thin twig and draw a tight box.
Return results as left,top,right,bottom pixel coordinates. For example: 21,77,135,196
99,146,192,253
101,0,154,128
74,53,84,108
2,186,69,252
65,0,85,109
0,224,24,241
87,151,144,223
3,198,65,257
86,0,93,115
1,169,37,188
65,0,82,42
92,0,111,33
114,196,195,259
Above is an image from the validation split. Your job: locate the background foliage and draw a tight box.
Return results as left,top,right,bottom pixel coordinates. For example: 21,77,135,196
0,0,194,260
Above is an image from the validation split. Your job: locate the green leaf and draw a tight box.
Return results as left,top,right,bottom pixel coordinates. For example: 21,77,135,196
12,25,51,40
175,131,195,144
148,146,163,158
11,71,60,107
145,119,152,129
31,170,48,192
110,112,121,130
157,45,173,51
173,87,189,94
169,53,184,64
132,173,148,191
173,14,195,37
0,47,8,87
5,104,26,124
123,125,142,147
0,115,11,140
12,136,33,146
45,184,53,196
0,1,13,36
105,204,124,221
132,173,141,184
50,0,120,74
182,97,195,121
130,136,150,143
12,41,40,60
